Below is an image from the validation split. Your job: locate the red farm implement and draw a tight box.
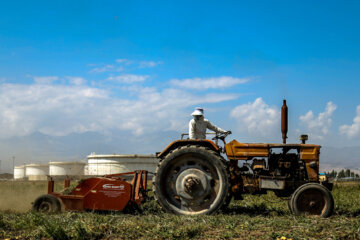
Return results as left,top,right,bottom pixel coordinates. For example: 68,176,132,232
33,170,148,213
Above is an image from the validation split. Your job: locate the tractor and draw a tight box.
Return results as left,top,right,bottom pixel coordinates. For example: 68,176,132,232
152,100,334,217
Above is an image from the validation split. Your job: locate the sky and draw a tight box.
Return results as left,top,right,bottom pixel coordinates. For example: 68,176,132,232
1,1,360,171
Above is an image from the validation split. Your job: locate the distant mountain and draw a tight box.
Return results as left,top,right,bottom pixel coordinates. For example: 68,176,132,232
0,130,358,173
320,146,360,171
0,130,180,172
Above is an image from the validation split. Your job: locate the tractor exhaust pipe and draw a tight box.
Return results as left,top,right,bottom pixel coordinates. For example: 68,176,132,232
281,99,288,144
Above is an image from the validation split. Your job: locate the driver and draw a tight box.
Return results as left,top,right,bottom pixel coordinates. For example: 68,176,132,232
189,107,231,139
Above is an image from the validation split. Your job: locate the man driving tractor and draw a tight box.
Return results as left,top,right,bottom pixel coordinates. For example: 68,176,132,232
189,107,231,139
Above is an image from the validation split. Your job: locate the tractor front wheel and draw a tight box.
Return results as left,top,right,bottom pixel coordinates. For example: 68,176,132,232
153,145,230,215
290,183,334,218
288,198,293,214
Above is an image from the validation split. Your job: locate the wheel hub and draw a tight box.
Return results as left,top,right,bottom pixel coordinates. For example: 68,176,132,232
175,168,211,200
184,176,201,192
309,201,316,208
297,188,326,215
39,202,51,212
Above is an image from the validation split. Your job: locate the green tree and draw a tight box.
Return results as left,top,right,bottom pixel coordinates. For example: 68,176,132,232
330,170,337,178
338,170,346,178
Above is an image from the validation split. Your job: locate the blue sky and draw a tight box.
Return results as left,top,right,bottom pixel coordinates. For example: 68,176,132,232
1,0,360,166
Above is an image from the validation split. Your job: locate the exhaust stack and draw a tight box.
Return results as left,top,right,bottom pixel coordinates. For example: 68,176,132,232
281,99,288,144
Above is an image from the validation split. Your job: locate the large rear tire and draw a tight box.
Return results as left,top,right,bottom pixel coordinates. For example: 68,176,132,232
153,145,230,215
291,183,334,218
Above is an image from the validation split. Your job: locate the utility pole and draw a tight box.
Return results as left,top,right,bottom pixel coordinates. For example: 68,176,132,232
0,159,2,174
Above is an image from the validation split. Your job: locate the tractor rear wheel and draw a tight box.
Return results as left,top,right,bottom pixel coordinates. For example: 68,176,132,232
153,145,230,215
33,194,61,213
291,183,334,218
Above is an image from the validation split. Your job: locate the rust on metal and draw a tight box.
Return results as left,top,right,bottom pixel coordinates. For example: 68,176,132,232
47,177,54,194
281,99,288,144
64,176,70,188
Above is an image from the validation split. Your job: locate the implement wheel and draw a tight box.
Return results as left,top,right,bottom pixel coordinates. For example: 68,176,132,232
291,183,334,218
153,145,230,215
33,194,61,213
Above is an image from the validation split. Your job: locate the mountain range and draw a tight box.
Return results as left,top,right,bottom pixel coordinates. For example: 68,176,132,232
0,131,358,173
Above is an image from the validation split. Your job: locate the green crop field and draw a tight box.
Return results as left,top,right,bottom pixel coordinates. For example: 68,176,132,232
0,180,359,239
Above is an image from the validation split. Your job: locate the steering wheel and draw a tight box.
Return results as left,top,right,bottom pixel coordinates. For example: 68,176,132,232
212,131,231,141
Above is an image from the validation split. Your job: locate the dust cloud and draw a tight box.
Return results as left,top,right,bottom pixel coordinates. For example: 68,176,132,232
0,181,48,212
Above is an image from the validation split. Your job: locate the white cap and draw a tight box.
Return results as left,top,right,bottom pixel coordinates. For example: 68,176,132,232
191,107,204,116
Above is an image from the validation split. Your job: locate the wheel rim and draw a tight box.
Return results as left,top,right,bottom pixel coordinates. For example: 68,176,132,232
39,201,52,213
296,189,326,215
160,153,224,214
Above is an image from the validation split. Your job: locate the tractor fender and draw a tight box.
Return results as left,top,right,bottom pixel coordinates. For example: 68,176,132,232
157,139,219,158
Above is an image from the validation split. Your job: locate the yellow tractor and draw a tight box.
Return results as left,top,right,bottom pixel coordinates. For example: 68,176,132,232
153,100,334,217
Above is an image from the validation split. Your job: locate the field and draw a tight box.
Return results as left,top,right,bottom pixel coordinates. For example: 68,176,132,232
0,181,359,239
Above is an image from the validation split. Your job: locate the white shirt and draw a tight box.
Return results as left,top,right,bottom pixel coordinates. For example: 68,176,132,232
189,116,227,139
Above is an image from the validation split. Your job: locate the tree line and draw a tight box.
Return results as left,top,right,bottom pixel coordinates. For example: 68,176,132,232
325,169,360,179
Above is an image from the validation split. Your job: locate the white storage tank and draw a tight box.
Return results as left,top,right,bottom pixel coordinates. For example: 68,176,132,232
84,164,89,175
14,165,26,180
87,153,158,175
25,164,49,181
49,161,86,176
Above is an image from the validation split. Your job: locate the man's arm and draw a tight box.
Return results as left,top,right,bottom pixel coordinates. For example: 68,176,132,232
189,120,196,139
206,119,227,134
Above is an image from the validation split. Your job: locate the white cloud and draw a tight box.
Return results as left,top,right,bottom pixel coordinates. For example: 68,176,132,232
90,59,162,73
170,76,249,90
230,98,280,138
299,102,337,140
107,74,149,84
339,105,360,138
33,76,59,84
66,76,86,86
0,83,238,138
138,61,163,68
116,59,133,65
115,59,161,68
0,83,107,138
89,64,123,73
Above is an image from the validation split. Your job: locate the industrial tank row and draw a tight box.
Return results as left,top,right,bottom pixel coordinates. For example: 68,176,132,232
13,154,157,180
14,162,86,181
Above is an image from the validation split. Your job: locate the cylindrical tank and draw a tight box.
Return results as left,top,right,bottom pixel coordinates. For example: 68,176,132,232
25,164,49,181
49,161,86,176
14,165,26,180
84,165,89,175
86,153,158,175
